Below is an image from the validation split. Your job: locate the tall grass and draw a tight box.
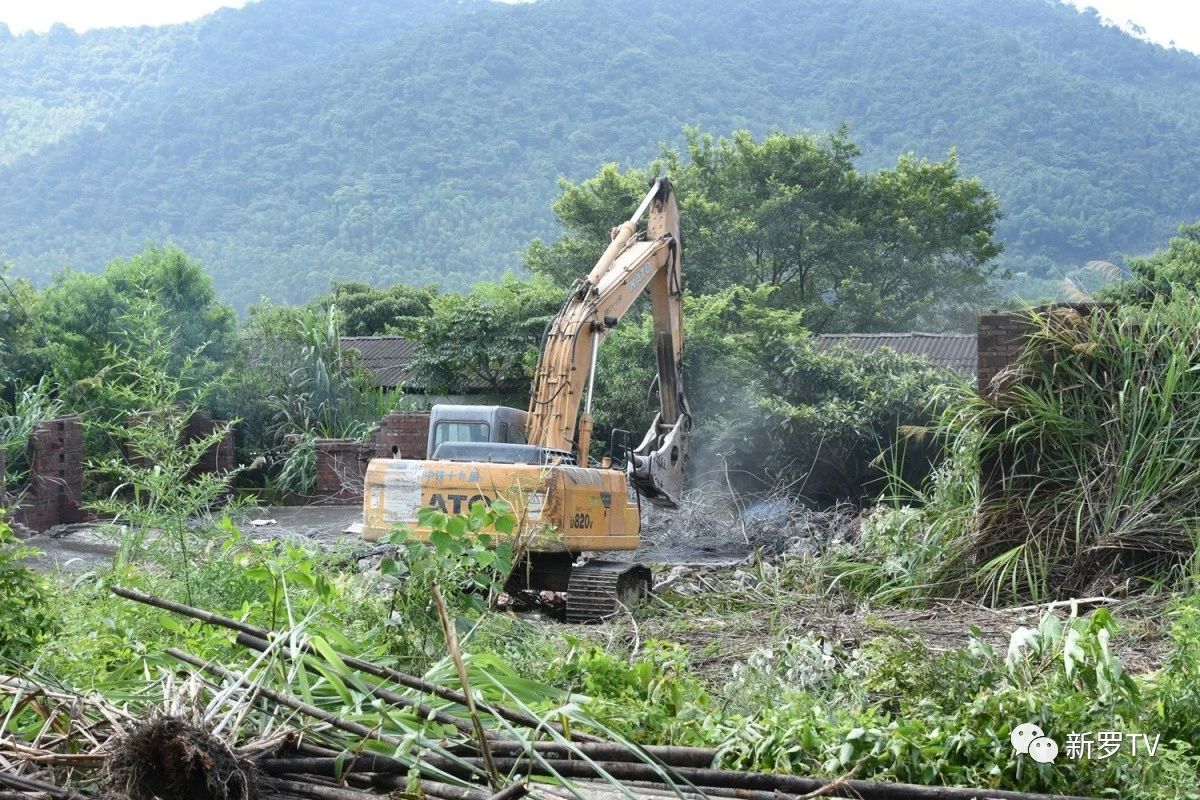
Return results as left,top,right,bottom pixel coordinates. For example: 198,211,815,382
0,377,64,488
934,298,1200,603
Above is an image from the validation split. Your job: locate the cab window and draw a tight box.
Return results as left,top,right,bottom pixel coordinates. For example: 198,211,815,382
433,421,490,451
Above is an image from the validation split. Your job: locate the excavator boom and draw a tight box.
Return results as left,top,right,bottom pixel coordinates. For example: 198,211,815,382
526,177,690,506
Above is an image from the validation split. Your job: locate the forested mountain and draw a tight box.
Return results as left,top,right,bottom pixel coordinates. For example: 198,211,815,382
2,0,1199,307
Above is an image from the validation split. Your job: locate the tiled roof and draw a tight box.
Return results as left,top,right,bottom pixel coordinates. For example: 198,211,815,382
813,332,977,376
341,336,522,393
341,336,420,388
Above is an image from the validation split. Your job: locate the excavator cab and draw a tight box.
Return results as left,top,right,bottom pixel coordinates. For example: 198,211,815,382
425,404,570,465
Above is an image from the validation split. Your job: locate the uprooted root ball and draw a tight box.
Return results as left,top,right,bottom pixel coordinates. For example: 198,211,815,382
102,716,258,800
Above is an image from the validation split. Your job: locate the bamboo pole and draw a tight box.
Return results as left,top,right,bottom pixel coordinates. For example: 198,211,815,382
433,585,501,790
0,772,90,800
266,777,381,800
424,757,1104,800
113,586,596,742
236,632,479,738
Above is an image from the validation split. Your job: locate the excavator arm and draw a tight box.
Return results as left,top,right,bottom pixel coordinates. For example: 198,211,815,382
526,178,690,507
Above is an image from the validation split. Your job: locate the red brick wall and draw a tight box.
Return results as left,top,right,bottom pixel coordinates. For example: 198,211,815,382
309,412,431,505
11,415,88,533
313,439,368,502
185,412,237,476
369,412,430,459
976,311,1032,393
977,304,1113,393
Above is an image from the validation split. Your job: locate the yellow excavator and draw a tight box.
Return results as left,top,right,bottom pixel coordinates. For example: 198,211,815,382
358,178,689,621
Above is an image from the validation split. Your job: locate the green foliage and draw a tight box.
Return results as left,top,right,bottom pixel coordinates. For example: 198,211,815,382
275,432,318,496
216,302,392,493
570,607,1199,797
83,304,241,602
0,265,45,384
12,246,237,398
592,286,802,460
594,286,950,500
1151,597,1200,747
0,377,64,488
2,0,1197,305
255,305,376,439
533,130,1003,332
855,295,1200,604
1102,221,1200,303
380,501,517,662
408,275,561,397
0,516,57,663
39,522,387,689
550,642,711,744
314,281,436,337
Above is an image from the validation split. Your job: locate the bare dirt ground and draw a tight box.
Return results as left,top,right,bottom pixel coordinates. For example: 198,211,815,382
23,499,768,572
22,505,364,573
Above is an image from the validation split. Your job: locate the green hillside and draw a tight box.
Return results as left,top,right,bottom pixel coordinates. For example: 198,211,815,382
2,0,1199,307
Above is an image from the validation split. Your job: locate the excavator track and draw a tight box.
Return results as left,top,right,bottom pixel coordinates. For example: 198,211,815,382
565,560,652,623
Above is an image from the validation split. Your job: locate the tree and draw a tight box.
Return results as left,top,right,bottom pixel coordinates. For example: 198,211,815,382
591,286,804,462
14,245,237,396
528,129,1003,333
313,281,436,337
590,286,947,502
408,275,562,397
1102,221,1200,302
0,265,44,386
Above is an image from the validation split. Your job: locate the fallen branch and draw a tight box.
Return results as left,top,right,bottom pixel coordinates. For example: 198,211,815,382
113,586,596,742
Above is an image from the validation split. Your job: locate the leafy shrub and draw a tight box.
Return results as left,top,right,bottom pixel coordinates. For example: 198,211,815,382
703,611,1198,797
273,432,317,496
42,521,384,688
0,516,57,663
594,286,953,503
380,501,518,661
84,305,242,601
549,641,712,745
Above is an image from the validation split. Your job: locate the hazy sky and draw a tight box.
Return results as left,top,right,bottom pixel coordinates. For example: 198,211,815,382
0,0,1196,54
1066,0,1200,53
0,0,250,33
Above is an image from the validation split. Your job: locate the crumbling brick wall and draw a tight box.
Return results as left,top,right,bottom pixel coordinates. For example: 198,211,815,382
368,412,430,459
11,415,88,533
977,311,1033,394
185,412,237,477
976,303,1108,393
310,412,431,504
